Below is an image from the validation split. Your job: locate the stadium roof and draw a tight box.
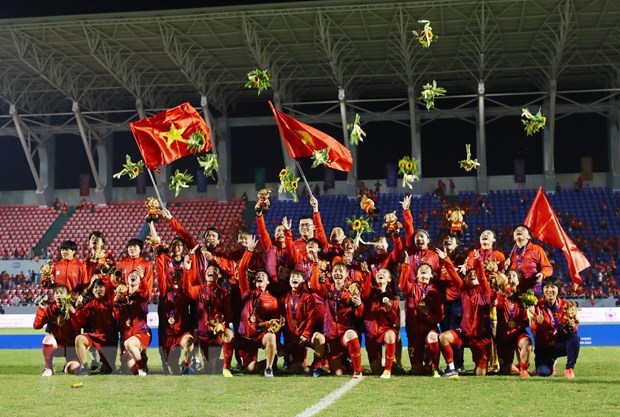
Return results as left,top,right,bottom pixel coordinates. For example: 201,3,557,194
0,0,618,132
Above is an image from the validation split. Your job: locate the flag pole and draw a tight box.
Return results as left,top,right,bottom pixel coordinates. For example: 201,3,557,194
147,169,167,210
294,160,314,199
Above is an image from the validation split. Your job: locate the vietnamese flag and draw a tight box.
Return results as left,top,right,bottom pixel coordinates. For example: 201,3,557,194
130,102,211,170
268,101,352,172
524,187,590,286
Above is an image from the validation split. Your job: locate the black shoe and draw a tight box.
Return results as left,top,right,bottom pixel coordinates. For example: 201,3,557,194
76,365,90,376
442,369,459,379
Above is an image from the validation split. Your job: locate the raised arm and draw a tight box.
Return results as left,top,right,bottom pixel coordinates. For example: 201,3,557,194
310,196,329,249
436,248,464,290
401,195,414,250
238,235,258,297
308,262,326,298
399,255,413,295
255,211,273,253
163,208,199,249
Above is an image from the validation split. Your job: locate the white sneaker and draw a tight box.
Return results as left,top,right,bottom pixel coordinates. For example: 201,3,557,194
138,369,147,377
380,370,391,379
264,367,274,378
41,368,53,377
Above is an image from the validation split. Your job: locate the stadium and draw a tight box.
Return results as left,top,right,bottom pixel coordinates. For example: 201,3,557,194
0,1,619,416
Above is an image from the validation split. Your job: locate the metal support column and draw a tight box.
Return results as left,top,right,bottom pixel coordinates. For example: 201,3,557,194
215,115,232,201
338,88,357,194
407,86,422,195
609,97,620,190
9,104,53,206
543,79,557,191
476,81,489,194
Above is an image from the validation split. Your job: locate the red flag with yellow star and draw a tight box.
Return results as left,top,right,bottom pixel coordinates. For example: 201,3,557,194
129,102,211,170
268,101,352,172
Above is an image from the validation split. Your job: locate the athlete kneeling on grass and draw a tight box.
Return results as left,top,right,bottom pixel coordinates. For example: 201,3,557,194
529,276,580,379
115,268,151,376
34,284,80,376
184,252,235,377
309,262,364,379
281,269,322,375
361,268,400,379
435,250,491,378
73,277,118,375
237,235,280,377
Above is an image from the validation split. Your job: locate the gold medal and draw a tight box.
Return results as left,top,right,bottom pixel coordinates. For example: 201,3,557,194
250,315,256,323
125,319,130,327
168,317,175,325
508,320,516,328
291,319,298,327
334,315,338,322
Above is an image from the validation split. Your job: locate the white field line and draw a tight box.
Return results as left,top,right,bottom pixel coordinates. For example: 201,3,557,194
295,376,364,417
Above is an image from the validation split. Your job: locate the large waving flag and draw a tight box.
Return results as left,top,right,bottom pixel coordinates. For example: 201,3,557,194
130,102,211,170
524,187,590,286
268,101,352,172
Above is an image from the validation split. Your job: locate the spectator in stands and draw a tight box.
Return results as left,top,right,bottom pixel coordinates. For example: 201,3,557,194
449,179,455,195
432,180,446,198
312,183,321,196
358,181,366,197
574,176,583,191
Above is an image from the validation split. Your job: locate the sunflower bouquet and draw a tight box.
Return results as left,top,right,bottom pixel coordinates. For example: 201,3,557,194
311,148,331,168
397,156,420,189
169,169,194,197
197,154,219,179
346,216,373,248
413,19,438,48
520,289,538,308
113,154,145,180
458,144,481,171
521,107,546,136
419,80,446,110
57,293,77,325
347,113,366,145
278,167,300,202
187,131,208,153
245,68,271,95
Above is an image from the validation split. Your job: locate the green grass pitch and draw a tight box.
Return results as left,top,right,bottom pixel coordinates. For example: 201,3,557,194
1,342,619,417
